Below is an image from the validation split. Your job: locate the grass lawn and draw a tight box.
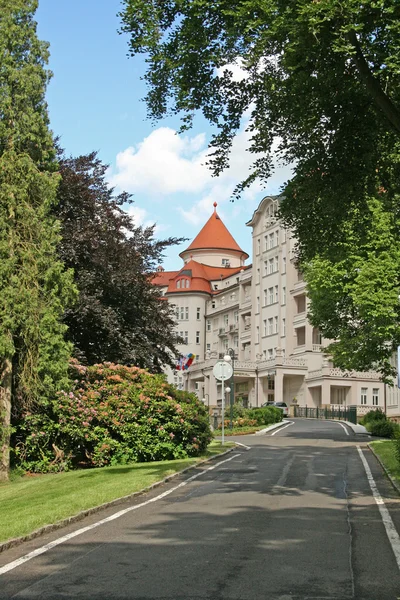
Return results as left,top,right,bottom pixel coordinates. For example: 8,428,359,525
0,441,233,544
370,440,400,487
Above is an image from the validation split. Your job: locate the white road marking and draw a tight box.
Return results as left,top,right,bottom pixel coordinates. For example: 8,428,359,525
357,446,400,570
270,421,294,436
337,422,350,436
0,453,241,576
234,441,251,450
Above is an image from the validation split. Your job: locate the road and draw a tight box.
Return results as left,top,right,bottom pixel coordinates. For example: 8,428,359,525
1,418,400,599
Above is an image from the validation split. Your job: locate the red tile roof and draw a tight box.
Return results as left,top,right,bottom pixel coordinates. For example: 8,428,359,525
180,203,248,259
152,270,178,287
166,259,243,294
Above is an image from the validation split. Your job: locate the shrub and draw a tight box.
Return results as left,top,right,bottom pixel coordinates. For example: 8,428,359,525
218,418,257,430
367,419,399,438
246,406,283,426
360,409,387,425
13,361,212,472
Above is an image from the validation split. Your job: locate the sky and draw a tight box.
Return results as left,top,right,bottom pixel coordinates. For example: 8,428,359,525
36,0,292,271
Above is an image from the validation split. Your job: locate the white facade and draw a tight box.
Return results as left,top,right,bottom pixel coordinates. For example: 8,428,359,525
157,196,387,417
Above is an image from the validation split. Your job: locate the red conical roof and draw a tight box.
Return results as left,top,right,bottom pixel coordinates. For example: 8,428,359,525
180,203,248,259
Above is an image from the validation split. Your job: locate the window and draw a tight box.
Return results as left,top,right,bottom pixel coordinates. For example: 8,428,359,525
275,231,279,247
196,307,201,320
264,261,268,277
274,256,279,272
282,257,286,274
177,280,181,289
275,285,279,302
263,290,267,307
274,316,278,334
184,331,188,344
264,235,268,252
185,307,189,320
256,326,260,343
282,287,286,305
234,310,239,323
234,335,239,348
268,318,273,335
257,268,260,283
195,382,199,391
175,307,179,320
361,388,367,405
268,377,275,390
282,318,286,337
223,339,229,351
214,284,218,290
206,319,211,331
268,393,274,403
257,239,260,255
263,319,267,336
206,343,211,351
269,233,274,249
268,348,274,358
196,331,200,344
257,296,260,312
185,279,190,288
372,388,379,406
269,287,274,305
269,258,274,274
180,307,184,320
224,314,229,326
211,300,216,308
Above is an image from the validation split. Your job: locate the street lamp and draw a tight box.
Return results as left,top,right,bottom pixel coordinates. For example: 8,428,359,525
224,348,235,429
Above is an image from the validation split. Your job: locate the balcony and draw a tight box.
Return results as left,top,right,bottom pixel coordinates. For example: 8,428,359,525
293,312,306,325
218,328,227,336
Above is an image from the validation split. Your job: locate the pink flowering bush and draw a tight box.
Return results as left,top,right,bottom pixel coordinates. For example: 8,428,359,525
14,361,212,472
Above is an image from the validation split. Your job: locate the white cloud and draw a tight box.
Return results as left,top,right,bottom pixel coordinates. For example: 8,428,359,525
110,120,293,230
108,127,211,195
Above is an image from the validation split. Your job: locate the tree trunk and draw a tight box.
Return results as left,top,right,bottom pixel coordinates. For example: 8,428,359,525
0,358,12,482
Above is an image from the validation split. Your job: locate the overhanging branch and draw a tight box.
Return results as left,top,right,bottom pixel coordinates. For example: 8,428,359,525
347,29,400,135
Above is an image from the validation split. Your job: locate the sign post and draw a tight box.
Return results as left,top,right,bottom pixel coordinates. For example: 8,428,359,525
213,360,233,445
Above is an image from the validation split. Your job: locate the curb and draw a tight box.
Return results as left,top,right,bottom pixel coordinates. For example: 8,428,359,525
368,443,400,496
255,421,288,435
0,447,234,555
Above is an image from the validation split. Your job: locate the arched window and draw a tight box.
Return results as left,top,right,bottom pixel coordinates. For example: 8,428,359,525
176,280,181,289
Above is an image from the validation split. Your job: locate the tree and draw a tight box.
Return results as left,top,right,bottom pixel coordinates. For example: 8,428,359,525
119,0,400,373
304,198,400,379
55,151,184,371
0,1,75,481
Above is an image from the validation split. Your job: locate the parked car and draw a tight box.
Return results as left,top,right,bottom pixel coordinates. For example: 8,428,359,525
261,401,289,417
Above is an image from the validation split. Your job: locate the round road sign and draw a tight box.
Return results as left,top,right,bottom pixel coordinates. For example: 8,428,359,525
212,360,233,381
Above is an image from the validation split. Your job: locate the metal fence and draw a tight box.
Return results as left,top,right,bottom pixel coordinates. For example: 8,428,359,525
293,405,357,424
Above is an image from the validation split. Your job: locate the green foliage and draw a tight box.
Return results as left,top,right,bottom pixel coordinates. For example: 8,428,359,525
246,406,283,426
367,419,399,438
304,198,400,378
360,409,387,425
54,151,185,371
218,405,282,429
0,1,76,408
13,361,212,472
119,0,400,373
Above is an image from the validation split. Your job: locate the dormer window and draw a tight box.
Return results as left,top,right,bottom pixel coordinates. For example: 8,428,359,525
222,258,230,267
176,278,190,289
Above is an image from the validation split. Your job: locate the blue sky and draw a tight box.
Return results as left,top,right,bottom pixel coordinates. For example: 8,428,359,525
36,0,291,270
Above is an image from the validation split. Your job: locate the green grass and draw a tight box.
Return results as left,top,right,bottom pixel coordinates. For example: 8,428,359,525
0,441,233,543
370,440,400,486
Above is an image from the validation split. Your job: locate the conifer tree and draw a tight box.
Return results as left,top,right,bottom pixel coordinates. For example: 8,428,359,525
0,1,76,480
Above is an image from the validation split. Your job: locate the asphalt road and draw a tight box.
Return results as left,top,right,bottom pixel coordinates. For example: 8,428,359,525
1,418,400,600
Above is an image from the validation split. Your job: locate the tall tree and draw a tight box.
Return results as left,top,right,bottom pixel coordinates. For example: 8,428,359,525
119,0,400,373
55,151,184,371
0,1,75,481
